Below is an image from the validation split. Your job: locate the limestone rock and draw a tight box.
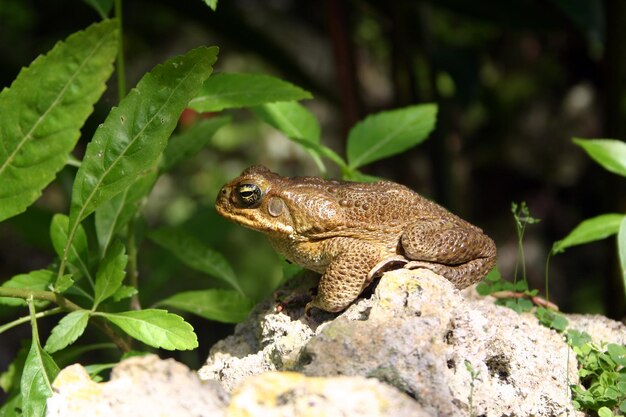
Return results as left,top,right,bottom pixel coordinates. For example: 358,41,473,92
226,371,431,417
201,268,625,417
47,354,227,417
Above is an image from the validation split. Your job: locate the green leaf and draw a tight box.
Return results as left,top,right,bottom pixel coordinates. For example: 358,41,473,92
574,138,626,177
21,305,60,417
0,342,29,396
68,45,218,236
188,73,312,112
0,270,54,307
618,217,626,302
55,274,75,293
0,394,22,417
50,214,89,281
100,309,198,351
485,267,502,282
82,0,113,18
253,101,326,170
112,285,138,302
598,406,613,417
94,170,157,257
535,307,569,332
93,241,127,308
607,343,626,367
158,289,254,323
202,0,218,10
161,115,232,171
343,170,382,182
149,227,243,294
44,311,90,353
83,363,117,378
475,282,493,296
0,20,118,222
552,213,625,254
347,104,437,169
253,101,320,143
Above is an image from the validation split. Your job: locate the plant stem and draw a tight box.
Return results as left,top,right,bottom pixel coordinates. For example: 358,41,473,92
0,287,131,352
0,287,83,311
126,219,141,310
0,307,63,334
544,253,552,302
114,0,126,101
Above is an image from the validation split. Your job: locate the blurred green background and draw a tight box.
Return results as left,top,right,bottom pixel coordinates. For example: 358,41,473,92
0,0,624,380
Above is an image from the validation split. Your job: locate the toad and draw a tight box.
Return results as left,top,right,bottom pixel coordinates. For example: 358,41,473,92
216,166,496,313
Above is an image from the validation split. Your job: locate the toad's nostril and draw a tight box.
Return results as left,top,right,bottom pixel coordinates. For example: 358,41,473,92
221,188,226,194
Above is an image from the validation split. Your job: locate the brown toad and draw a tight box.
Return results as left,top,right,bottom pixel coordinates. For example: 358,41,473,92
216,166,496,313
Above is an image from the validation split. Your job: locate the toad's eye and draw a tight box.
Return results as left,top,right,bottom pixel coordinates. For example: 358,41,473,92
237,183,262,207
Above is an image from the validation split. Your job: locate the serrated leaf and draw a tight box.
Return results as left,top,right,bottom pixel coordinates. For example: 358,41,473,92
574,138,626,177
158,289,254,323
149,227,243,294
95,170,157,257
253,101,327,170
21,322,60,417
100,309,197,350
552,213,625,254
161,115,231,171
202,0,218,10
112,285,137,302
82,0,113,18
253,101,320,143
55,275,74,293
347,104,437,169
0,20,118,222
44,311,89,353
0,270,54,307
67,45,218,244
50,214,89,281
93,241,127,308
188,73,311,112
618,217,626,302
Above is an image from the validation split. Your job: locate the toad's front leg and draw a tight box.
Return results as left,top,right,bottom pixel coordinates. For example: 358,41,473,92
306,238,382,313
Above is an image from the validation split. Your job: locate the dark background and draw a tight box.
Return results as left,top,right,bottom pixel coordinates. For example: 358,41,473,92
0,0,624,391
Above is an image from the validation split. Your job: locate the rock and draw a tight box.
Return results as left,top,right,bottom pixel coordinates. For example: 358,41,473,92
567,313,626,345
48,269,626,417
226,371,432,417
47,354,228,417
200,268,624,417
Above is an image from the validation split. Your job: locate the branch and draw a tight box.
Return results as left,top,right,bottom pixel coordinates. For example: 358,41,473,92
0,287,132,352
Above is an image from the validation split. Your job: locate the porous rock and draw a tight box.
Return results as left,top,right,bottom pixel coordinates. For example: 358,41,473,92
200,268,624,417
47,354,227,417
226,371,431,417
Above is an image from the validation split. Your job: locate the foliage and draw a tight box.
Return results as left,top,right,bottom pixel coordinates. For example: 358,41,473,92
0,3,440,415
476,199,624,416
567,330,626,416
552,139,626,301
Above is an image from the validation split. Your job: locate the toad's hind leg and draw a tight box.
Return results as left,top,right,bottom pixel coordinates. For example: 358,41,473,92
307,239,382,313
401,221,497,288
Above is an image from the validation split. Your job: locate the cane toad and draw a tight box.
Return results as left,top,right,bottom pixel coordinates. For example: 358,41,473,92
216,166,496,313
